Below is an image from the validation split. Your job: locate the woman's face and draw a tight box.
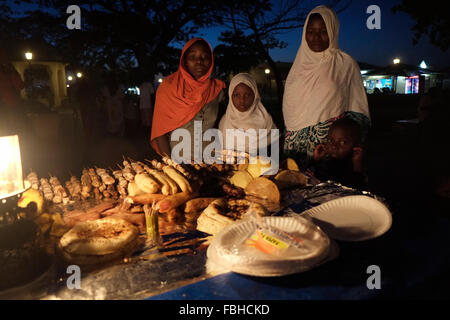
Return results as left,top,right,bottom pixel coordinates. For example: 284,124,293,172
305,14,329,52
232,83,255,112
183,41,212,80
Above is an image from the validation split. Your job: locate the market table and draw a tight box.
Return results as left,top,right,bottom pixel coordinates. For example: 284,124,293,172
1,183,448,300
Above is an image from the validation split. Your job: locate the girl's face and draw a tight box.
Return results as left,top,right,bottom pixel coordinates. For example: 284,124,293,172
325,126,356,159
183,41,212,80
232,83,255,112
305,14,329,52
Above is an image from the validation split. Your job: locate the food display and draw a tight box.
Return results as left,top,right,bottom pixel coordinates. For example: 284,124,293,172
17,154,310,270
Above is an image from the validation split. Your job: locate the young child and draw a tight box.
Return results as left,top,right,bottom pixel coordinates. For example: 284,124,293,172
309,117,367,189
218,73,277,155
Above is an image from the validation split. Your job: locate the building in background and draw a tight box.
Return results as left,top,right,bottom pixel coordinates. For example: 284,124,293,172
7,39,68,108
249,60,447,97
361,61,443,94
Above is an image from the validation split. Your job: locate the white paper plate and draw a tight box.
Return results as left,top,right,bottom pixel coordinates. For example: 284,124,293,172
207,216,333,277
301,195,392,242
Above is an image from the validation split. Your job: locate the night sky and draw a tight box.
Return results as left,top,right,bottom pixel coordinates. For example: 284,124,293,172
199,0,450,69
6,0,450,69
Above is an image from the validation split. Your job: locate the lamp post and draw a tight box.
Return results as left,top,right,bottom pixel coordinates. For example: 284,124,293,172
25,52,33,97
25,52,33,61
265,68,271,100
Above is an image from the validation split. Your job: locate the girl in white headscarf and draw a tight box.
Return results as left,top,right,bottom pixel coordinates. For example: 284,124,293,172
219,73,277,155
282,5,370,164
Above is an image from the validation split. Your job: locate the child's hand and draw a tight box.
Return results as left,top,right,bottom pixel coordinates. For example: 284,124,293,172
313,144,327,161
352,147,364,173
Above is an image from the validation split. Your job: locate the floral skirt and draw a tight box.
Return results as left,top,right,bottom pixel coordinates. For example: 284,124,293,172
283,111,370,166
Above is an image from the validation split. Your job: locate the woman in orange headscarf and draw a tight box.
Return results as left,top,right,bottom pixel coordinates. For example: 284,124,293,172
151,38,226,159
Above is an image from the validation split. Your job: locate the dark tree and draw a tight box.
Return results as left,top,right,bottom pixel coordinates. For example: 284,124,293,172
392,0,450,51
214,30,265,79
0,0,228,84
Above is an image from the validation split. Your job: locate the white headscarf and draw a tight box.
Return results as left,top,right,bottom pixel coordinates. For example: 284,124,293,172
282,5,370,131
219,73,276,153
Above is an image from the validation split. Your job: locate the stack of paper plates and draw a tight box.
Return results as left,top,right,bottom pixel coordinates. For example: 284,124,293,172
207,216,333,277
301,195,392,241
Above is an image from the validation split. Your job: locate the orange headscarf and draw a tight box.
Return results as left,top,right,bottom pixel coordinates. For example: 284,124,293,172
150,38,225,154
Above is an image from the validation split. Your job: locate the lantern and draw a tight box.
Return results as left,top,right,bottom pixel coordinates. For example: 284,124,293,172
0,135,25,198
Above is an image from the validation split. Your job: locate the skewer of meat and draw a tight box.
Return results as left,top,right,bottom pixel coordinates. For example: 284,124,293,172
129,159,145,175
122,160,136,182
70,175,82,200
149,159,164,171
112,169,128,197
93,187,102,200
49,176,68,204
40,178,54,202
81,169,93,199
107,184,119,200
88,168,102,188
96,167,115,185
26,171,40,190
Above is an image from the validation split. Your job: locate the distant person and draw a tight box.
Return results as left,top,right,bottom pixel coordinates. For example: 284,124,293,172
98,73,125,137
417,87,443,122
282,5,370,166
139,79,155,138
74,76,100,142
123,92,140,138
151,38,226,158
373,88,382,95
0,50,25,135
309,118,367,190
218,73,277,155
419,88,450,199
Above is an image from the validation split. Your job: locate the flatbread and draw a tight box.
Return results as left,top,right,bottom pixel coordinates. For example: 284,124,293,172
58,236,141,266
197,198,267,235
59,218,139,256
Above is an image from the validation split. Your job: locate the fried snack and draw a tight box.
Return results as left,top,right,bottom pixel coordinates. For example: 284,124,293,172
134,173,160,194
140,162,171,195
158,192,195,213
163,166,192,193
273,170,308,190
140,162,171,193
286,158,300,171
127,181,145,197
184,197,218,214
161,156,194,180
245,177,280,203
126,193,167,205
229,170,254,189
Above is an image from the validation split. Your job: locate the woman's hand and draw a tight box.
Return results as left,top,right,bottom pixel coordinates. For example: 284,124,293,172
313,144,327,161
352,147,364,173
154,134,171,157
